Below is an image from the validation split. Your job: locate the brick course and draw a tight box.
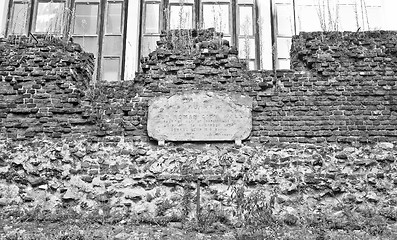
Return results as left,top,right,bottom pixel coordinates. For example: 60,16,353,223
1,30,397,144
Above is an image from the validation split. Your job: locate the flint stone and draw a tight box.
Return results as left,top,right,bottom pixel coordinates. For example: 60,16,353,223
147,92,252,143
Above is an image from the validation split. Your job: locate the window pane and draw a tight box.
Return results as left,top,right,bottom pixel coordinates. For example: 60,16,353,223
338,4,357,31
9,3,28,35
202,0,230,2
223,36,232,44
365,0,381,6
141,36,159,57
248,60,255,70
35,2,65,33
170,5,193,29
145,3,160,33
296,5,322,32
103,35,122,56
276,4,294,36
75,0,100,2
276,37,292,59
74,4,98,35
73,36,98,57
102,58,120,81
278,59,290,69
238,0,254,3
238,38,256,59
366,6,382,30
239,6,253,35
106,2,122,34
170,0,194,3
203,4,230,34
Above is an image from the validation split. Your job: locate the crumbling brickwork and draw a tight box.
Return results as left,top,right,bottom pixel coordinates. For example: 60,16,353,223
1,31,397,235
1,30,397,144
0,36,94,140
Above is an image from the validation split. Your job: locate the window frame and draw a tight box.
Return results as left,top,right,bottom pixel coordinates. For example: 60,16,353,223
100,0,126,82
201,1,232,37
32,0,67,35
237,3,257,69
5,0,127,82
139,0,260,70
6,0,31,36
168,1,195,30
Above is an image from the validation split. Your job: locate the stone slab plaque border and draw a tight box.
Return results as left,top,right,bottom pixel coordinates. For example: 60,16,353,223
147,91,252,146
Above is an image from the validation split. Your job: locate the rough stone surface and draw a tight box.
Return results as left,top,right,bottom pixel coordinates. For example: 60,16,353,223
1,30,397,235
147,92,252,142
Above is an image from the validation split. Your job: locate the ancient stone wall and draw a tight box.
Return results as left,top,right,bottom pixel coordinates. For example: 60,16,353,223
135,30,397,144
1,30,396,144
1,30,397,233
0,35,95,140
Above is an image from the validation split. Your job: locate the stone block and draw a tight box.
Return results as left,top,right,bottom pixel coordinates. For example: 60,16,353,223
148,92,252,144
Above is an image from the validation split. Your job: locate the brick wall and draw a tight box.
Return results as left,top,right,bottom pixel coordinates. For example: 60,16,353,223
1,31,397,229
0,30,397,144
0,35,95,140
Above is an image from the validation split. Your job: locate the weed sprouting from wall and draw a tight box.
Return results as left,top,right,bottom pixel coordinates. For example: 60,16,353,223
257,15,266,69
316,0,374,32
360,0,371,30
10,4,28,35
241,16,252,68
316,0,339,32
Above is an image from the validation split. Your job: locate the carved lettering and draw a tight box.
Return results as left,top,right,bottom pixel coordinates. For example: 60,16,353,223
147,92,252,143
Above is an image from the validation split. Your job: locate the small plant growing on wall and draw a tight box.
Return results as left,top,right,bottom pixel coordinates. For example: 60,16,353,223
316,0,372,32
316,0,340,31
241,15,252,68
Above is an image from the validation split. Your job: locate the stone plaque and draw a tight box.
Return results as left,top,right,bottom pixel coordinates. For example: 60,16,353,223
147,92,252,145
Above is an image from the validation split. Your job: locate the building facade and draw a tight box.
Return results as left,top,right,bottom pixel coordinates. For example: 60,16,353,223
0,0,397,82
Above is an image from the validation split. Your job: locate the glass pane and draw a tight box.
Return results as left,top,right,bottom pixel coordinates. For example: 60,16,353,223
365,0,381,7
223,36,232,45
238,0,254,4
295,0,318,5
103,35,122,56
35,2,65,33
170,5,193,29
106,2,122,34
366,6,382,30
9,3,28,35
203,4,230,34
238,38,255,59
74,4,98,35
276,4,294,36
276,37,292,59
145,3,160,33
170,0,194,3
141,36,159,57
248,60,255,70
75,0,100,2
102,58,120,81
73,36,98,57
278,59,290,70
296,5,322,32
239,6,253,35
338,5,357,31
202,0,230,2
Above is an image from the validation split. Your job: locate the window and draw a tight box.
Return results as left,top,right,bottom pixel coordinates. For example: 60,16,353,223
202,3,230,35
140,0,259,70
34,1,66,34
272,0,383,69
141,1,161,58
273,0,295,69
8,1,29,35
169,3,193,29
6,0,126,82
238,3,256,70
